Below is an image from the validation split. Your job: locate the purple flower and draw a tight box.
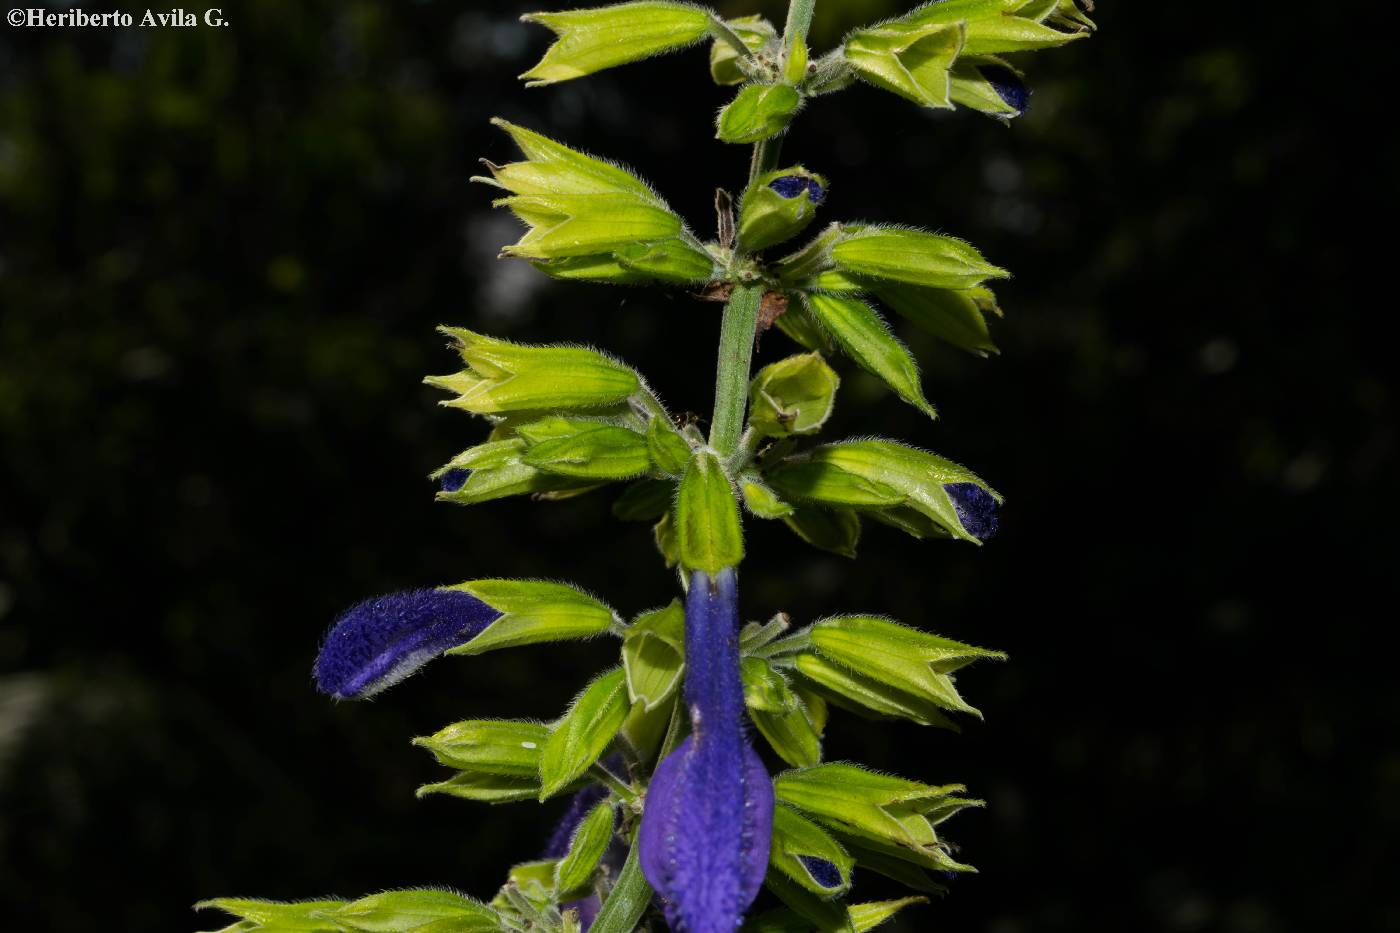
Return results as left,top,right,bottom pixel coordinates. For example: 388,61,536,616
768,173,826,205
639,568,774,933
944,482,999,541
313,588,501,700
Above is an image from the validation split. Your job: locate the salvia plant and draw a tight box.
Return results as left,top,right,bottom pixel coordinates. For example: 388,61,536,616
197,2,1094,931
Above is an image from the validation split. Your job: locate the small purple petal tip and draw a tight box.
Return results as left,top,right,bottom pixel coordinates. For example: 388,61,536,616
799,855,844,890
639,568,774,933
944,482,999,540
768,174,825,205
982,63,1030,115
439,468,470,493
313,588,500,700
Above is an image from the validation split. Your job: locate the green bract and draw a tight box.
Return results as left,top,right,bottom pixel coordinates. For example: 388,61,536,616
446,579,616,655
776,763,981,873
414,719,549,777
539,668,632,799
520,2,716,86
555,800,616,897
803,292,935,418
904,0,1090,56
426,327,640,415
622,600,686,709
676,449,745,572
832,226,1008,290
477,120,715,283
765,439,1000,543
749,352,839,437
809,615,1005,717
742,657,823,767
844,20,966,109
717,83,803,143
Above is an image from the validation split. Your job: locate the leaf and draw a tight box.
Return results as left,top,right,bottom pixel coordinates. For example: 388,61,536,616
740,474,795,519
539,668,632,799
803,293,935,417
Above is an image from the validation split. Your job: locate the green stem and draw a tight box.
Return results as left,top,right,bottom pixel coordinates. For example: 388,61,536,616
590,763,639,805
708,284,764,456
783,0,817,52
589,836,653,933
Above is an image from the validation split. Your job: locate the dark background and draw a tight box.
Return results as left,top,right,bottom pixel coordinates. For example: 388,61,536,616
1,1,1394,930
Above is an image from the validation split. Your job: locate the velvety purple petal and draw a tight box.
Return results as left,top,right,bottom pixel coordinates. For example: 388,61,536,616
313,588,500,700
944,482,999,541
639,568,775,933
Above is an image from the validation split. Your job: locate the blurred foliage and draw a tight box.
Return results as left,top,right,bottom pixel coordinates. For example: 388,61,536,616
0,1,1395,931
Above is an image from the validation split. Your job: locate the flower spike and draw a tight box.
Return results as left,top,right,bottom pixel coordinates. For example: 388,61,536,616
639,568,774,933
314,589,502,700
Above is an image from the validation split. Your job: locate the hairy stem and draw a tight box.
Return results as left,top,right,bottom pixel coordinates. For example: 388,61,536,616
783,0,817,52
708,284,764,457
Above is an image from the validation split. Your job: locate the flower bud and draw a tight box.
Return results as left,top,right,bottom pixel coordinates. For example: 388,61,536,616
313,588,501,700
520,2,715,86
748,352,839,437
832,226,1008,291
738,167,828,252
764,439,1000,543
717,83,802,144
426,327,640,415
